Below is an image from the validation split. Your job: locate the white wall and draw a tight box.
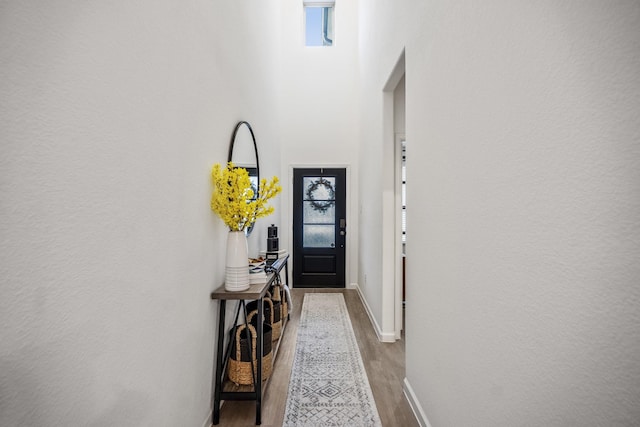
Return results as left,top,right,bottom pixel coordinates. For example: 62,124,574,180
359,1,640,425
277,0,360,286
357,1,410,341
394,75,406,135
0,1,281,426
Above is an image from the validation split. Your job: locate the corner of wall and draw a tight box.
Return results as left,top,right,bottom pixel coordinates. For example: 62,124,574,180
352,283,396,342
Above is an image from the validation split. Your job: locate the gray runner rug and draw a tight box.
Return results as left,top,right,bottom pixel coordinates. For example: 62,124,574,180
283,293,382,427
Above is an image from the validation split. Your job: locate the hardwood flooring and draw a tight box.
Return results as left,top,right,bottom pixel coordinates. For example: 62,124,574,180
212,288,418,427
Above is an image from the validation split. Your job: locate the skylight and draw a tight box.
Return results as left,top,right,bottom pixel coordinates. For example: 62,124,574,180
304,1,334,47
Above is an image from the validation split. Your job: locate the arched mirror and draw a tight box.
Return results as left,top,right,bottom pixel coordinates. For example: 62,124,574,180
228,121,260,236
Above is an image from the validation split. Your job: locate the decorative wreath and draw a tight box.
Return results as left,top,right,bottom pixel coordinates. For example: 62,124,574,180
306,178,335,213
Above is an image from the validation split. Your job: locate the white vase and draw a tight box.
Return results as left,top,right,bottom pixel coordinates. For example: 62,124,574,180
225,230,250,292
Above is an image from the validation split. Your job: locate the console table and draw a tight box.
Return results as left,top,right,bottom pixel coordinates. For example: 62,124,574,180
210,255,289,425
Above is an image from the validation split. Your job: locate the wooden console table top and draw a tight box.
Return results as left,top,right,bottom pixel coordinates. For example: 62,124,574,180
210,255,289,300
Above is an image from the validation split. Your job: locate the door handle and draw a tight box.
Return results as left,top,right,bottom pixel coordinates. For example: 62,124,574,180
340,231,346,236
340,218,346,228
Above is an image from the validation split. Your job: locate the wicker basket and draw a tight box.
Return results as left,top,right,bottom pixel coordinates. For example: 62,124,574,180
271,274,288,320
269,283,281,302
270,283,288,320
283,291,288,319
227,322,272,385
275,283,288,319
248,297,282,341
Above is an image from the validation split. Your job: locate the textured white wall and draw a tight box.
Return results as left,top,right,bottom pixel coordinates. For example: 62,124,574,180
0,1,281,426
277,0,360,286
359,1,640,425
357,0,411,340
394,76,406,135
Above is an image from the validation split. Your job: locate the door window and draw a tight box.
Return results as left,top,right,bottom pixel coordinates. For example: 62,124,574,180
303,177,336,248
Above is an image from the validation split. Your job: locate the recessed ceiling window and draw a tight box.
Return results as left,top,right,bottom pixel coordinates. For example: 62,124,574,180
304,1,334,47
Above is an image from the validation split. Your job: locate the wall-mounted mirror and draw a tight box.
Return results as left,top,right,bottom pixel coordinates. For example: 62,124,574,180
228,121,260,236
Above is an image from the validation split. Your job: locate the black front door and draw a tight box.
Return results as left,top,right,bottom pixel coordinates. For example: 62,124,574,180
293,168,346,288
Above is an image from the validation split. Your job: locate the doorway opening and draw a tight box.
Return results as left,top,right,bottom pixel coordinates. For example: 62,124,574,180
382,49,405,341
395,134,407,333
393,83,406,339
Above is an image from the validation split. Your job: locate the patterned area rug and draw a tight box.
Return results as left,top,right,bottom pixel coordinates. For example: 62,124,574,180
283,293,382,427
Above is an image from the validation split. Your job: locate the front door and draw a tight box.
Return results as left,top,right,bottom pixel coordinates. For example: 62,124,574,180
293,168,346,288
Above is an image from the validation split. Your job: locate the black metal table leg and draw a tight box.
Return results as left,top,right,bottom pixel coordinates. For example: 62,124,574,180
284,263,290,320
284,262,289,288
213,300,226,425
256,296,263,425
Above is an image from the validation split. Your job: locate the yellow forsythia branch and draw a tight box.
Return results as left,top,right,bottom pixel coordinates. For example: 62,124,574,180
210,162,282,231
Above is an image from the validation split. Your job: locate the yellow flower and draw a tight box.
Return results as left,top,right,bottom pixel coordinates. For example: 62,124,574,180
210,162,282,231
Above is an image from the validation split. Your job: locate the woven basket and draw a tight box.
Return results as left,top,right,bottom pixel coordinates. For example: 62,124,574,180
271,274,289,319
248,297,282,341
270,283,282,302
227,322,273,385
270,283,288,319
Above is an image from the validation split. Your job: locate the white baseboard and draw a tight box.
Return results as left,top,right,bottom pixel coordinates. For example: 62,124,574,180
202,410,212,427
202,400,226,427
352,283,396,343
403,378,432,427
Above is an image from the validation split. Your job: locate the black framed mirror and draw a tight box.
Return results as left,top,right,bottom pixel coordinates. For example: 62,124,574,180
228,121,260,236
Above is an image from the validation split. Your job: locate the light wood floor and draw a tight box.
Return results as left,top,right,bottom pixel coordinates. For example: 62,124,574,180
212,288,419,427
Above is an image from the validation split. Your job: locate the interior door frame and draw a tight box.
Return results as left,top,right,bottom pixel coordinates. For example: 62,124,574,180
287,164,352,289
394,134,405,339
383,50,405,342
